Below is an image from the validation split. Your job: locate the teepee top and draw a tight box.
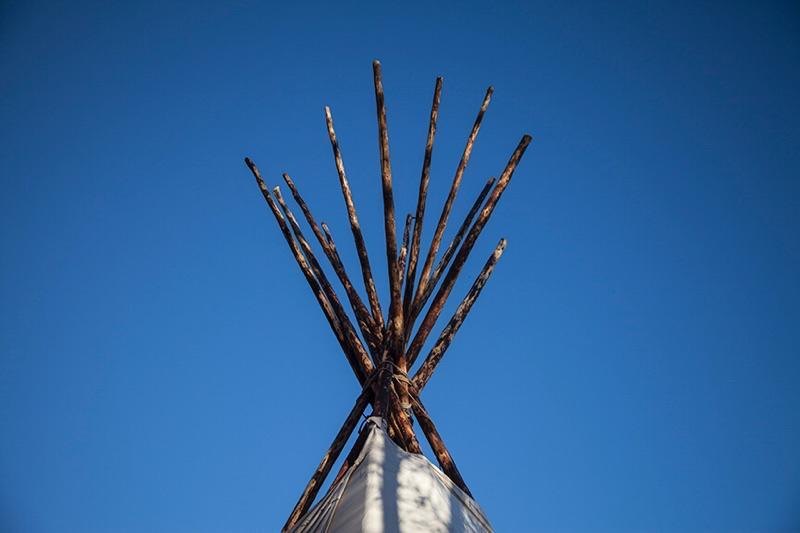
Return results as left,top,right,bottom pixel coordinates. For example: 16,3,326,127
244,60,531,532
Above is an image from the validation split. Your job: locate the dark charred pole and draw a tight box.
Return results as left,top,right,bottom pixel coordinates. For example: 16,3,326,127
406,134,532,366
412,239,507,382
325,106,385,332
403,77,443,320
411,87,493,333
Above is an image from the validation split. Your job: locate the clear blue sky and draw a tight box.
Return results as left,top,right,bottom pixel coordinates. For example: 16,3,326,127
1,1,798,531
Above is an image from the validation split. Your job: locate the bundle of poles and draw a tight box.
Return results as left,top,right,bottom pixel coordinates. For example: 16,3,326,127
244,60,531,532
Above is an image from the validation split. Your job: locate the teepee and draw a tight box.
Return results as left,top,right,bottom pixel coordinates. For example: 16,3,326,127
244,60,531,532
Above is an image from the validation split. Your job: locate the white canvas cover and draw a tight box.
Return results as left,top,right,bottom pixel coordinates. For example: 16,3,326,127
291,417,493,533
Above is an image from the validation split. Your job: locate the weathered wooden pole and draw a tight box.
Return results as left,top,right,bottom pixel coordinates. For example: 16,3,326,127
412,87,493,318
325,106,385,331
247,64,533,532
412,238,507,381
372,60,403,345
403,77,443,319
371,60,412,432
406,134,532,365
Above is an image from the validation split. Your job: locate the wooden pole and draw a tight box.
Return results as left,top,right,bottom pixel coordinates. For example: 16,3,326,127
406,134,531,366
282,388,371,532
325,106,385,331
372,60,403,347
412,87,493,319
410,391,473,497
409,176,496,327
403,77,443,320
412,239,507,382
281,173,382,354
372,61,417,445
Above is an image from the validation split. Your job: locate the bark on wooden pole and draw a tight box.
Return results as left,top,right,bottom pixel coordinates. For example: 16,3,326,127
412,87,493,318
282,388,371,532
281,173,382,354
325,106,385,331
390,380,422,453
403,77,443,319
410,176,496,326
410,391,473,497
405,134,532,365
412,238,507,382
398,214,412,294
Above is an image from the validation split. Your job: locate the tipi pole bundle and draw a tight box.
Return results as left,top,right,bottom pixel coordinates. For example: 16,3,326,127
244,60,531,531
